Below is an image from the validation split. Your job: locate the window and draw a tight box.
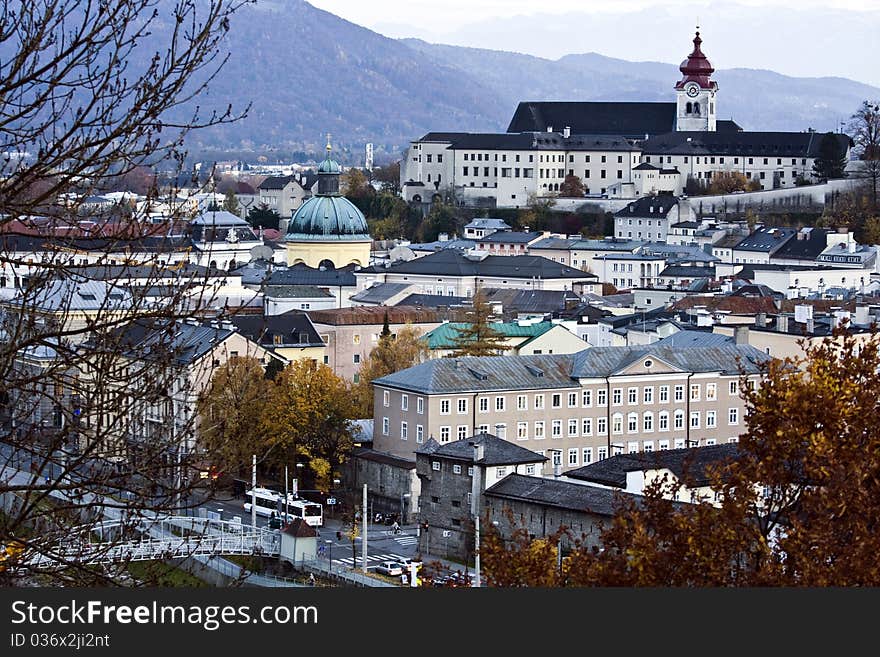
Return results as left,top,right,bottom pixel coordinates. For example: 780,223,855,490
416,425,424,443
674,438,686,449
401,394,408,411
643,441,654,453
440,427,451,442
568,392,578,408
728,408,739,425
659,440,669,450
534,421,545,439
432,461,440,471
690,411,700,429
583,448,593,464
479,424,489,434
627,413,638,433
479,397,489,413
517,422,528,440
643,387,653,404
706,410,717,428
495,396,505,412
568,419,578,437
534,394,545,410
353,334,361,345
597,389,607,406
417,397,424,414
598,446,608,460
353,353,361,364
643,412,654,432
628,387,637,404
440,399,450,414
674,385,684,402
568,449,579,466
453,464,462,474
457,398,468,414
659,412,669,431
552,420,562,438
729,380,739,395
674,410,685,430
659,385,669,403
597,417,607,435
517,395,527,410
706,383,717,401
400,422,408,440
612,388,622,405
582,390,592,407
383,390,390,407
458,426,468,440
613,413,623,434
382,417,389,435
690,384,701,402
552,393,562,408
628,441,639,454
495,467,507,479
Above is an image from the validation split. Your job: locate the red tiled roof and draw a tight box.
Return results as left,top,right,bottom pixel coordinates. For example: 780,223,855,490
672,295,779,314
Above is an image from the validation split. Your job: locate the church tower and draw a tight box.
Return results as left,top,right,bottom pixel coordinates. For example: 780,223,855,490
675,29,718,132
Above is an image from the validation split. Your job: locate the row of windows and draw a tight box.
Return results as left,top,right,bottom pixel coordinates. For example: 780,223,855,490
462,152,534,163
645,155,807,167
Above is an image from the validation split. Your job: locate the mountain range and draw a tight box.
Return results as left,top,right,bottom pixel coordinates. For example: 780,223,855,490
183,0,879,163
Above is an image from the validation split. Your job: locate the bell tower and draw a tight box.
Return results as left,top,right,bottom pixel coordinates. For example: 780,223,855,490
675,28,718,132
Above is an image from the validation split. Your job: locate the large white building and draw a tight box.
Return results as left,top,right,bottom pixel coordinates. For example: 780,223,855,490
401,30,852,209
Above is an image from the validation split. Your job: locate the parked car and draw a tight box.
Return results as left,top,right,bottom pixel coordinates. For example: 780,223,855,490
375,561,404,577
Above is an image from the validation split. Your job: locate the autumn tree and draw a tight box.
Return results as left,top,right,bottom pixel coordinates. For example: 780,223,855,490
559,174,586,198
812,132,849,182
341,168,373,201
480,329,880,586
448,290,507,358
260,360,356,492
372,161,401,193
707,170,760,194
417,201,460,242
517,194,556,231
352,322,429,416
850,100,880,208
197,356,271,479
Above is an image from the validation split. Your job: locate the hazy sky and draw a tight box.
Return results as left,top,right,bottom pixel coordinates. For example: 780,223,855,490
307,0,880,87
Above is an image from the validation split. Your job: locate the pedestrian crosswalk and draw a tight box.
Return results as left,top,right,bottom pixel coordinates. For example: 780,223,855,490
333,552,407,567
394,535,418,546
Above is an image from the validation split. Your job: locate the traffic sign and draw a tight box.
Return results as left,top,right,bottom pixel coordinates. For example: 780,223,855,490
327,497,336,505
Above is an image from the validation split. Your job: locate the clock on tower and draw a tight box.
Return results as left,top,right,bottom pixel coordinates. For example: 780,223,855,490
686,82,700,97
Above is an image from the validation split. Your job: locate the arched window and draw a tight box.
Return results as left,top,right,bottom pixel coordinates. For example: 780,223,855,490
612,413,623,434
686,101,692,114
318,259,335,271
694,103,701,116
643,412,654,432
209,260,217,269
627,412,638,433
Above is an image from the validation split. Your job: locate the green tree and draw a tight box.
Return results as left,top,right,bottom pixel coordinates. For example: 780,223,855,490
223,190,239,215
353,323,429,416
197,357,270,479
558,174,586,198
342,168,373,200
260,360,357,492
812,132,848,182
418,202,459,242
372,161,401,193
448,290,507,358
246,203,281,230
517,194,556,231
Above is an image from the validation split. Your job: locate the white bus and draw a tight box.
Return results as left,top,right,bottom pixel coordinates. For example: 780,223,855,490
243,487,323,527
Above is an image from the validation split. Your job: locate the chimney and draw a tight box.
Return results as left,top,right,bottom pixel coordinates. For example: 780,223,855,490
734,325,750,345
776,315,789,333
755,312,767,328
474,442,485,461
806,318,815,333
547,125,554,133
563,126,571,139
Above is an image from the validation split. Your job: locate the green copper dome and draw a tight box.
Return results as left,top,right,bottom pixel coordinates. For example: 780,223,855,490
286,135,370,242
285,195,370,241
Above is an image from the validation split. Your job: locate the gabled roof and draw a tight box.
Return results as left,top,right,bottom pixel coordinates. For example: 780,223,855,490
485,474,636,517
642,130,852,158
570,344,768,377
507,101,677,138
658,265,716,278
772,228,831,260
733,227,797,253
307,305,439,326
5,277,134,313
465,218,512,230
654,330,734,348
565,444,741,488
259,175,302,191
416,433,546,466
482,288,580,314
671,294,780,315
228,311,324,348
349,282,414,304
356,250,596,280
396,293,469,308
265,264,357,287
476,231,543,244
107,319,237,366
263,285,335,299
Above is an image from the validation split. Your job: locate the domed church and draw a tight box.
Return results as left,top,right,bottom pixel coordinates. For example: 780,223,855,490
285,138,372,269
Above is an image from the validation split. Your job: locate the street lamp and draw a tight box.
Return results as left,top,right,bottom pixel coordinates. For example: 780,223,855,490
293,462,304,496
325,539,333,574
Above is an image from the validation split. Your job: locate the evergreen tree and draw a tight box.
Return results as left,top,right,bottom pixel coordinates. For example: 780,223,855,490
223,189,239,214
812,132,848,182
246,203,281,230
448,289,507,358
